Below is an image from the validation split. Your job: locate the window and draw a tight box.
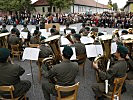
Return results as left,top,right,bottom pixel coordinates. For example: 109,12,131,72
42,7,45,12
53,7,56,12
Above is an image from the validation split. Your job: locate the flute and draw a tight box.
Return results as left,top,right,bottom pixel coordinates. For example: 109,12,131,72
105,59,110,94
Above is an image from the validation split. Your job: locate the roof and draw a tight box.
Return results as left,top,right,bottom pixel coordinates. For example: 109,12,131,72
124,0,133,9
74,0,108,9
33,0,49,6
33,0,108,9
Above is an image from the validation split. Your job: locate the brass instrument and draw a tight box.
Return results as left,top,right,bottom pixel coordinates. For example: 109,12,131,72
0,33,10,48
41,35,62,64
65,33,74,44
121,34,133,57
90,31,97,39
94,35,112,82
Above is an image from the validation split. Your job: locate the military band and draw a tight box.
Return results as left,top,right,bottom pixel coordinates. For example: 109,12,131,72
0,22,133,100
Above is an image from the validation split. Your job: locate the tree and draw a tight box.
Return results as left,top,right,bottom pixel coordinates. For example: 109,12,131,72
108,0,113,9
0,0,34,13
53,0,72,12
112,3,118,11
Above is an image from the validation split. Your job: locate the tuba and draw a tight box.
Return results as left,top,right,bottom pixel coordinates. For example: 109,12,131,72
94,35,112,72
41,35,62,64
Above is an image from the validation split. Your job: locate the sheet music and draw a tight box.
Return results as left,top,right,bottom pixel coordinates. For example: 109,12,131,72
80,36,94,44
95,45,103,55
60,47,76,60
48,28,51,32
60,36,71,45
39,29,47,34
60,27,65,32
30,28,35,36
111,42,117,54
120,34,133,40
70,27,77,31
10,26,13,31
0,33,10,37
22,48,40,60
66,30,71,34
85,45,98,58
41,32,51,38
20,32,28,39
85,44,103,58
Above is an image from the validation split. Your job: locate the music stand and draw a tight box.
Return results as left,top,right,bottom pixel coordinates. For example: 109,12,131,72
22,48,40,83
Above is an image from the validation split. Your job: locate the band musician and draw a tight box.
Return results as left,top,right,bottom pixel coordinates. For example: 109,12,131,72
92,45,128,100
0,48,31,99
41,46,79,100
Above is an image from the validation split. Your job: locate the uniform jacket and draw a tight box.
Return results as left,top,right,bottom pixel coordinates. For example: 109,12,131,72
43,60,79,86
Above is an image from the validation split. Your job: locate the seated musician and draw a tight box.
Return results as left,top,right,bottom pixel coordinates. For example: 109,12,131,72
64,23,72,34
30,30,40,44
88,27,98,39
91,45,128,100
126,54,133,80
38,36,53,58
0,24,9,33
21,24,31,42
128,28,133,34
51,25,59,35
121,30,128,35
8,28,22,50
112,29,122,45
42,46,79,100
71,34,86,64
79,23,86,34
0,48,31,99
33,25,41,36
12,24,20,37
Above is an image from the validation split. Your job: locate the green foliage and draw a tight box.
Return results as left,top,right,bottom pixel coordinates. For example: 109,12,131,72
46,0,73,12
0,0,34,13
112,3,118,11
53,0,72,12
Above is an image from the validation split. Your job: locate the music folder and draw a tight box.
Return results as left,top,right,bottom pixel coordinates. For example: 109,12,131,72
22,48,40,61
60,36,71,45
20,32,28,39
85,45,103,58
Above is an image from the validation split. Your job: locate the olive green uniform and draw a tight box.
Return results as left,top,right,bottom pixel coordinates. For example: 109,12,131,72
0,62,31,98
42,60,79,100
92,60,127,97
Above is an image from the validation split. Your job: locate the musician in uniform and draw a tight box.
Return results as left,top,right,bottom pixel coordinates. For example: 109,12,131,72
128,28,133,34
64,23,72,34
79,23,86,34
121,30,128,35
91,45,128,100
71,34,86,64
12,24,20,37
8,28,22,50
30,30,40,44
51,25,59,35
38,37,53,58
88,27,98,39
126,55,133,80
41,46,79,100
21,24,31,42
0,24,9,33
0,48,31,99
